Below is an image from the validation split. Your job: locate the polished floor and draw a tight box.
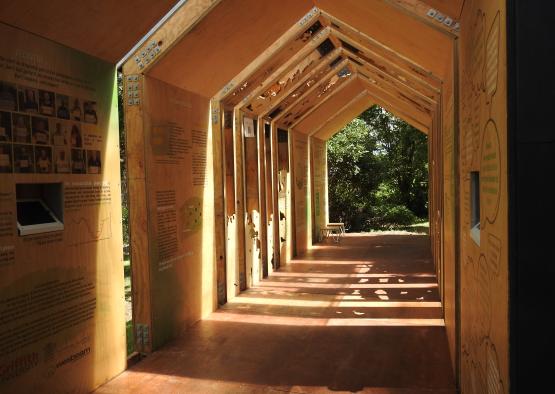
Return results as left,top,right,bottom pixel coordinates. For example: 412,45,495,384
97,233,456,393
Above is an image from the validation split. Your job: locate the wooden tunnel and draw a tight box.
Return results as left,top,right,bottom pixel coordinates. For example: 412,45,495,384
1,1,551,393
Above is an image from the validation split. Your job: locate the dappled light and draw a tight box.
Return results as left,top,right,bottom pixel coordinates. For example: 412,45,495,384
98,233,455,393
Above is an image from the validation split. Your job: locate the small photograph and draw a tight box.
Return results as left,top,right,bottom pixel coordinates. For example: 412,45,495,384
0,111,12,142
34,145,52,173
69,123,82,148
50,119,68,146
54,146,70,173
0,143,13,173
38,90,55,116
0,81,18,111
12,113,31,143
31,116,50,145
87,150,102,174
83,100,98,124
71,148,86,174
13,144,34,173
56,94,70,119
70,97,82,121
17,86,39,113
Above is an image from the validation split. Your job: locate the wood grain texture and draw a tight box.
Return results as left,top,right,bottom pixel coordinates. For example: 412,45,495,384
0,0,178,62
316,0,452,79
312,92,375,140
148,0,314,97
0,23,125,393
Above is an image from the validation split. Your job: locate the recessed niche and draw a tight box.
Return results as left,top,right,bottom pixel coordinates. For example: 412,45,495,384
16,182,64,236
470,171,480,245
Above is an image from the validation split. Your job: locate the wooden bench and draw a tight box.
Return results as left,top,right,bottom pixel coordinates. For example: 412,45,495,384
319,222,345,243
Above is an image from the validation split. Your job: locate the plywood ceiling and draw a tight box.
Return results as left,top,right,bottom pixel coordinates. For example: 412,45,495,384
0,0,179,63
315,0,452,79
421,0,464,19
294,79,368,134
148,0,314,98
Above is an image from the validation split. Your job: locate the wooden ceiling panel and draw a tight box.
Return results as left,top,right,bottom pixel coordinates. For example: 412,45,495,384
276,61,354,128
359,74,433,130
315,0,452,79
295,79,367,134
422,0,464,19
0,0,179,63
313,91,375,140
263,53,346,121
222,18,327,107
243,47,341,116
148,0,314,97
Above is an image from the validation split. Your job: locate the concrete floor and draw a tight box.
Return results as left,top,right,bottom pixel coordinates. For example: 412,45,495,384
97,233,456,393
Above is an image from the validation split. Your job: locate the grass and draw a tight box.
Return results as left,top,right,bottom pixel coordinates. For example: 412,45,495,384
126,320,134,355
124,258,134,354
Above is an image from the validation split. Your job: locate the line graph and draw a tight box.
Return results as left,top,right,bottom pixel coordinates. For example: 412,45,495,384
67,210,112,246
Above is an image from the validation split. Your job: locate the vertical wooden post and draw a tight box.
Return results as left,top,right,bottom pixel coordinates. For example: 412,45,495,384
234,109,247,290
210,99,227,305
122,67,152,353
257,117,268,280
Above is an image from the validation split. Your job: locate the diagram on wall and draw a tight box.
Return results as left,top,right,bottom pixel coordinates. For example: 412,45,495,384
67,209,112,247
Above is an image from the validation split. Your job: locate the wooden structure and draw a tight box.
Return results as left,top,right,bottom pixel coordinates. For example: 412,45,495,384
2,1,550,393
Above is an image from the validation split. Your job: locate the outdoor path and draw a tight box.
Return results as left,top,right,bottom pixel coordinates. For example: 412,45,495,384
97,233,456,393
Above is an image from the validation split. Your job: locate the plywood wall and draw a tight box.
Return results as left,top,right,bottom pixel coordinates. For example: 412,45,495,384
126,75,215,350
0,23,125,392
291,131,310,255
458,0,508,392
310,137,327,242
441,44,457,373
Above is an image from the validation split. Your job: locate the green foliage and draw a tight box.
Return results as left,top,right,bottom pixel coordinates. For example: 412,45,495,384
117,71,130,256
328,105,428,231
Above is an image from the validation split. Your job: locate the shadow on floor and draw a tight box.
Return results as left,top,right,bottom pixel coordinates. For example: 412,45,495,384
96,233,456,394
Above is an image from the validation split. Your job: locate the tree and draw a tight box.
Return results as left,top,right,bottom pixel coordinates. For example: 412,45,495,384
328,105,428,231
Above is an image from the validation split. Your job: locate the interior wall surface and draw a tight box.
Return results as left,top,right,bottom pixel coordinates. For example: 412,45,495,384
125,74,215,351
291,131,310,255
458,0,508,392
243,115,262,287
441,45,458,373
310,137,327,243
0,23,125,392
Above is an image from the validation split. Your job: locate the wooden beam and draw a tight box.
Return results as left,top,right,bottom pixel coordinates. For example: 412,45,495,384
121,71,153,353
294,81,369,134
316,2,451,80
237,28,339,113
124,0,222,75
343,48,437,108
256,117,268,282
311,91,374,139
210,99,227,305
289,74,358,129
233,108,247,292
213,6,322,102
357,72,432,128
250,47,342,117
258,49,346,121
273,58,350,127
331,27,440,101
359,85,430,133
223,23,333,107
353,62,435,121
323,11,442,88
384,0,460,37
269,122,281,270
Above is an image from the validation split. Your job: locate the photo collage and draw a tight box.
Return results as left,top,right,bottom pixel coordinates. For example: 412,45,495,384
0,81,102,175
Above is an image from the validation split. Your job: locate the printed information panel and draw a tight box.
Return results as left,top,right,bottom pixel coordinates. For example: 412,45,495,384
0,23,125,392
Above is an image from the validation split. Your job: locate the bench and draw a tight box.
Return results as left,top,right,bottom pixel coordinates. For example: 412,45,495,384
319,222,345,243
